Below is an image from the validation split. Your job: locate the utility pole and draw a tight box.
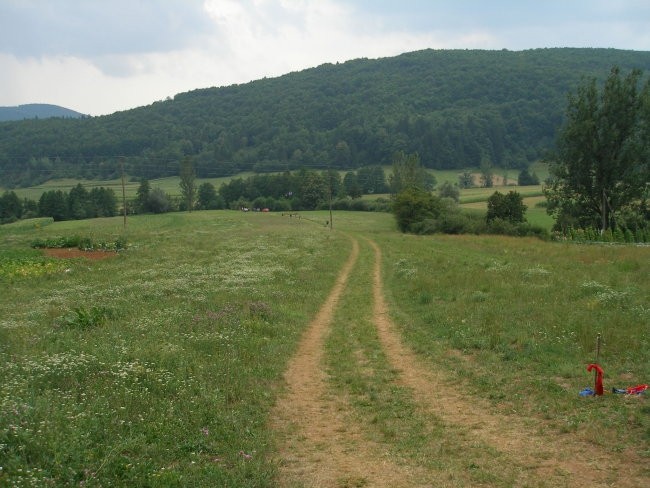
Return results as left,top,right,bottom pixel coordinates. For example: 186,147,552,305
328,168,333,231
120,157,127,230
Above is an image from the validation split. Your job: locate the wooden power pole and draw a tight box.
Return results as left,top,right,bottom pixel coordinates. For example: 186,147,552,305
120,158,127,230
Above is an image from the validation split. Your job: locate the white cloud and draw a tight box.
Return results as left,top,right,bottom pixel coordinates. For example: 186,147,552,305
1,0,648,115
0,0,212,59
0,53,162,114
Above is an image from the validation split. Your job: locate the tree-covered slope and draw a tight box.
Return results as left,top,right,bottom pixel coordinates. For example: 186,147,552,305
2,48,650,187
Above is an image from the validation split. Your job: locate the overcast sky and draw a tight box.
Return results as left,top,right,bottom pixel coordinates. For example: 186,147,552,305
1,0,649,116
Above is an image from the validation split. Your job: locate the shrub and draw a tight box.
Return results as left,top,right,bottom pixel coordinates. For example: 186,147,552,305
624,229,635,244
486,219,549,239
331,198,351,210
31,235,82,249
409,218,439,235
350,199,369,211
59,306,113,330
329,198,391,213
148,188,172,213
30,235,127,251
438,181,460,202
370,198,392,212
514,223,550,239
437,212,482,234
393,188,444,232
486,191,527,223
486,217,518,235
114,235,128,251
78,236,94,250
518,167,540,185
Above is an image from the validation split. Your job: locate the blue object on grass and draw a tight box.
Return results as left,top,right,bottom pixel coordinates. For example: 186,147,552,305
579,387,594,397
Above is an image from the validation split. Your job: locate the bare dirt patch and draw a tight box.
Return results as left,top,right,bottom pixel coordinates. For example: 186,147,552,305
42,248,117,260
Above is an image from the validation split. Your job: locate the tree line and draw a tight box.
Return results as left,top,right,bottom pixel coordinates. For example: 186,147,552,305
0,164,391,223
2,48,650,187
132,164,391,216
3,65,648,240
0,185,117,224
391,67,650,241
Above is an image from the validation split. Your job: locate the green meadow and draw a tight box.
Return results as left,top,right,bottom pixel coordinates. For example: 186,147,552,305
1,210,647,486
5,164,550,207
6,175,252,202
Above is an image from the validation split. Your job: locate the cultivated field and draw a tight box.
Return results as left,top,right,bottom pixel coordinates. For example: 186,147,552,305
1,210,648,486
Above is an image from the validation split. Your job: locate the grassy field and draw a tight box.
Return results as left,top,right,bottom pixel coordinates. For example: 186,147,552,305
1,212,351,485
378,230,649,442
5,164,549,200
4,165,553,234
5,174,256,202
1,209,647,486
460,192,553,228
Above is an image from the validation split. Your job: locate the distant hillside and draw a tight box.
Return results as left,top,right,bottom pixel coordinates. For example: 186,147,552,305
1,48,650,187
0,104,85,122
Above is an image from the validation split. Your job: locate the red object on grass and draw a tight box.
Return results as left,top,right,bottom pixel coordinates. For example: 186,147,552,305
626,384,648,395
587,363,604,396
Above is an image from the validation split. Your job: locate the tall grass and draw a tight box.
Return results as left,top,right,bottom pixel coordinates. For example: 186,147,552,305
1,209,647,485
0,211,349,486
375,231,649,452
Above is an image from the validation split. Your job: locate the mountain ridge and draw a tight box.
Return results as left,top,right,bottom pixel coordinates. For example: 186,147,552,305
1,48,650,187
0,103,85,122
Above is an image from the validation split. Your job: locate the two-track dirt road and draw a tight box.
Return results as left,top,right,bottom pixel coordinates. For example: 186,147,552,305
271,236,646,487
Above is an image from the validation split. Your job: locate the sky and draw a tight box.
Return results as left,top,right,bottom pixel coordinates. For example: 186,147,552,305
1,0,649,116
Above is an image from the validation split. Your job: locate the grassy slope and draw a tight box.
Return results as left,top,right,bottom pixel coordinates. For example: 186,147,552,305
1,210,647,485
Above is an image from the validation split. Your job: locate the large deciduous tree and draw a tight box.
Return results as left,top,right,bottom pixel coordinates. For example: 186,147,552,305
486,191,527,223
389,152,435,194
545,67,650,232
392,187,444,233
197,182,222,210
179,157,196,212
0,191,23,223
343,171,362,199
135,178,151,213
38,190,68,221
297,169,327,210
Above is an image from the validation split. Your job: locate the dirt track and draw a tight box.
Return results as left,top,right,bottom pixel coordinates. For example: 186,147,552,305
271,236,647,487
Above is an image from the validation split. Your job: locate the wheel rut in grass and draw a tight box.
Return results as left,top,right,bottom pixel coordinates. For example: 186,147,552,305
366,238,647,488
271,237,420,488
272,235,645,487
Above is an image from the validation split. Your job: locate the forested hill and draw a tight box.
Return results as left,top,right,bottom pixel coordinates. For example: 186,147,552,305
2,48,650,187
0,104,85,122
